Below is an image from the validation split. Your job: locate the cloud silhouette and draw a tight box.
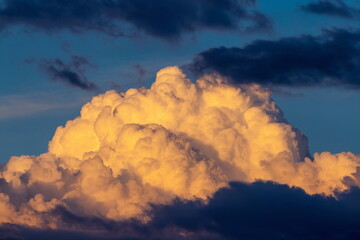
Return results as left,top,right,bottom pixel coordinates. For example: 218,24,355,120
38,56,100,91
0,0,271,41
188,29,360,88
301,0,358,19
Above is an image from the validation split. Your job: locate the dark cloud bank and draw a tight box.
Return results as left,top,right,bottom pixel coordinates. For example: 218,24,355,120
0,0,271,40
2,181,360,240
301,0,359,19
188,28,360,88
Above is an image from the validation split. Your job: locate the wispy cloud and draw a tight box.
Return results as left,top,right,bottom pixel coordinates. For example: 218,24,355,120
40,56,100,92
26,56,100,92
0,92,84,120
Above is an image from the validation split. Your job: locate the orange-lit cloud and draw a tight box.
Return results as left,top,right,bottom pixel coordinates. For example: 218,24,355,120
0,66,359,229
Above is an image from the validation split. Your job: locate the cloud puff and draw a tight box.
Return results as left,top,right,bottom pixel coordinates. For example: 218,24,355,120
0,0,271,41
188,29,360,88
37,56,100,92
301,0,358,19
0,67,359,234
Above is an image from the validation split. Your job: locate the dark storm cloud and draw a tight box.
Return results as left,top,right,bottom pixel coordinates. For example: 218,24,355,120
39,56,100,91
0,206,147,240
188,29,360,88
0,0,271,40
150,181,360,240
301,0,356,18
2,181,360,240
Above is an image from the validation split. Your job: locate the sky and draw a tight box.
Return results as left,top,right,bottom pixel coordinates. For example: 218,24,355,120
1,0,359,161
1,0,360,239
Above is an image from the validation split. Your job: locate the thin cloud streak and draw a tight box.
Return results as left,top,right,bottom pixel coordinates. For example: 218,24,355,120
0,92,85,120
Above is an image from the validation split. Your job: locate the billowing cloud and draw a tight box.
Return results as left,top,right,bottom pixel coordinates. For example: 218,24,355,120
0,0,271,40
38,56,100,92
301,0,358,18
0,67,359,237
188,29,360,88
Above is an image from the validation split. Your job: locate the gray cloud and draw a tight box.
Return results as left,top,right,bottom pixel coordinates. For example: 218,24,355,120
0,0,271,41
38,56,100,92
301,0,358,19
188,28,360,88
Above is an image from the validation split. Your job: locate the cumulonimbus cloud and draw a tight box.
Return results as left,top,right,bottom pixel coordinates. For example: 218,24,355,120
0,67,359,237
0,0,271,40
188,28,360,88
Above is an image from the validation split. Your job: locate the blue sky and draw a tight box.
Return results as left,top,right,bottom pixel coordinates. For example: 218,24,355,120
1,0,359,161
